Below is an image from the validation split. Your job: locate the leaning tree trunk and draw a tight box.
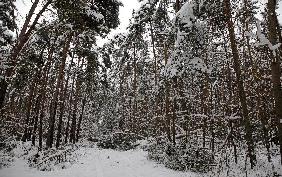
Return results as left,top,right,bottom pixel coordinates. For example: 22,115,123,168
0,0,52,110
224,0,256,168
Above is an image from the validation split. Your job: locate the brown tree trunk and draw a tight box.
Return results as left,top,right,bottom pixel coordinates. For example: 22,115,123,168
175,0,181,12
172,88,176,145
32,95,41,146
46,33,72,148
132,44,138,133
55,58,73,148
64,68,77,144
37,47,54,150
0,79,8,111
267,0,282,165
224,0,256,168
38,110,43,151
76,95,87,142
164,43,171,141
70,58,84,144
21,73,38,142
10,0,52,63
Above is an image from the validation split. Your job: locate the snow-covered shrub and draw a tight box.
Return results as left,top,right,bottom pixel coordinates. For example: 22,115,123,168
0,137,16,169
147,137,167,162
0,138,86,171
97,132,141,151
0,153,13,169
97,134,116,149
0,137,17,153
147,138,215,172
164,143,214,172
11,141,37,158
205,146,282,177
28,144,82,171
0,139,34,168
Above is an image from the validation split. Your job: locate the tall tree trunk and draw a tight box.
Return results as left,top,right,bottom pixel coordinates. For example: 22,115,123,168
21,73,38,142
267,0,282,164
17,0,40,42
32,95,41,146
175,0,181,12
64,70,76,144
38,109,43,151
149,19,157,86
70,58,84,144
224,0,256,168
172,88,176,145
56,58,73,148
164,43,171,141
76,95,87,142
35,47,54,148
46,33,72,148
132,44,138,133
0,79,8,111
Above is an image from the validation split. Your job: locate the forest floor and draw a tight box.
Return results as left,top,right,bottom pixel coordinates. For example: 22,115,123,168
0,145,198,177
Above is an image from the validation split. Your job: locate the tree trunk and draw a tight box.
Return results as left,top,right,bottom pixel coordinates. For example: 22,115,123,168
224,0,256,168
38,108,44,151
70,58,84,144
32,95,41,146
64,71,76,144
56,58,73,148
35,47,54,148
164,43,171,141
46,33,72,148
0,79,8,111
21,73,38,142
76,95,87,142
267,0,282,165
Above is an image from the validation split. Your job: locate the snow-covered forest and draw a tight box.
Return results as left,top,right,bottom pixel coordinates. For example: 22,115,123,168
1,0,282,176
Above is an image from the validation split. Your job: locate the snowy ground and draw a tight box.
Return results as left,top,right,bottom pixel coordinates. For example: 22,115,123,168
0,147,198,177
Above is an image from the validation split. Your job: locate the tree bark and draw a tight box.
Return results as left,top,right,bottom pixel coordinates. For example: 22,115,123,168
21,73,38,142
224,0,256,168
267,0,282,164
164,43,171,141
70,58,84,144
56,58,73,148
46,33,72,148
0,79,8,111
32,95,41,146
76,95,87,142
64,69,77,144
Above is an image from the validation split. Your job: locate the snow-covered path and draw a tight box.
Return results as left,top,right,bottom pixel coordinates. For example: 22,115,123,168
0,147,197,177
